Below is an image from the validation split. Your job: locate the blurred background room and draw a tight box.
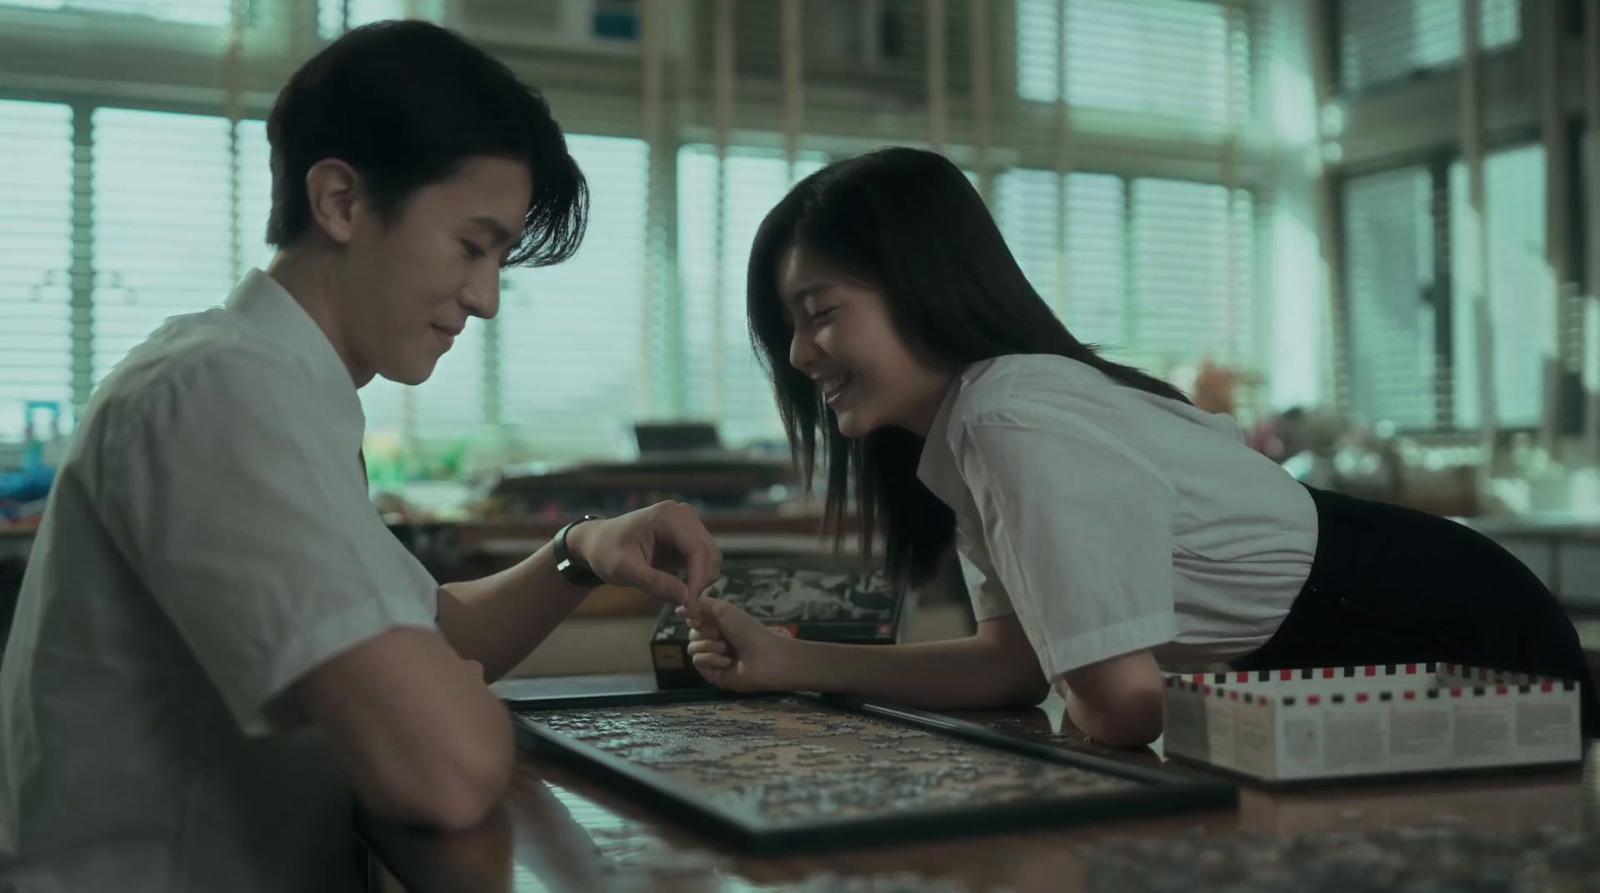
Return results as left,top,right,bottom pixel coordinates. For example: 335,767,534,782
1,0,1596,678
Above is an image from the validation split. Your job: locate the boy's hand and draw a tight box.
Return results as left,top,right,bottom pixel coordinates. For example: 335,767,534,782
682,597,799,691
564,501,720,618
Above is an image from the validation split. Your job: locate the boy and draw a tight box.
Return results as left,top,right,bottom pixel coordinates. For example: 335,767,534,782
0,21,718,893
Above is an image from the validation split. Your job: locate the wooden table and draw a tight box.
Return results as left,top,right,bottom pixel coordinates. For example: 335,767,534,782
360,675,1600,893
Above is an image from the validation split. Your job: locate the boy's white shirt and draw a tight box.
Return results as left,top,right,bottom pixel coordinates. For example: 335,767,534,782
0,269,438,893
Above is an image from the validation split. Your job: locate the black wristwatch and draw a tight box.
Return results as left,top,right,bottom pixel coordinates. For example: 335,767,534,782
553,515,605,587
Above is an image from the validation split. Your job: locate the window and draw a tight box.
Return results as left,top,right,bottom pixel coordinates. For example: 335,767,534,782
995,169,1126,347
317,0,442,39
79,104,484,450
1016,0,1249,122
0,0,228,25
1342,146,1548,432
1343,166,1437,429
1338,0,1520,93
996,169,1256,371
1132,178,1256,365
0,104,270,435
0,100,73,441
0,0,1306,468
357,324,489,450
491,134,651,459
91,108,240,386
678,145,827,448
366,137,653,456
23,104,650,458
235,119,276,274
89,109,273,388
1449,144,1546,429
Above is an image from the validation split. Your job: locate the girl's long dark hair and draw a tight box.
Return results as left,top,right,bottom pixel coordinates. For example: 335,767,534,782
748,147,1189,588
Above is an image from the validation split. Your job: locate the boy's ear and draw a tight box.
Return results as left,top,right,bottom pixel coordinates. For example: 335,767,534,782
304,159,363,245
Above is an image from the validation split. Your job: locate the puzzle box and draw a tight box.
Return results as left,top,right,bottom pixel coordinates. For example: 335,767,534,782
1162,662,1585,784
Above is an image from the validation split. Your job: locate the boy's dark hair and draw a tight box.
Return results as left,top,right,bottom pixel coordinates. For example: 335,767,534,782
265,20,587,267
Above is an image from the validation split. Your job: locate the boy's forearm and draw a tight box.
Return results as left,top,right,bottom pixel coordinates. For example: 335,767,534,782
436,547,592,682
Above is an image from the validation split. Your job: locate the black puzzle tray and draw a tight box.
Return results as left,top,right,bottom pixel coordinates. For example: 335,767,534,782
506,690,1237,855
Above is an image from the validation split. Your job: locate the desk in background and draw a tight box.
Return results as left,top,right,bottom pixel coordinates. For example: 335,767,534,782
1466,515,1600,613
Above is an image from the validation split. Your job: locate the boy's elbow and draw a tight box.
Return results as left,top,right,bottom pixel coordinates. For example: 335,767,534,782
363,732,514,832
429,749,513,831
418,780,506,832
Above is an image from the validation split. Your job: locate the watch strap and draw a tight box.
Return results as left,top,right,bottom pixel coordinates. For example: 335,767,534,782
554,515,605,587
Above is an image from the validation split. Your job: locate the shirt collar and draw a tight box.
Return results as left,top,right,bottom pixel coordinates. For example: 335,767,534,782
916,359,997,507
224,269,366,448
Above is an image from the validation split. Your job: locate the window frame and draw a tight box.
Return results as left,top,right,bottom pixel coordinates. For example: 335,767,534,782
1335,130,1560,437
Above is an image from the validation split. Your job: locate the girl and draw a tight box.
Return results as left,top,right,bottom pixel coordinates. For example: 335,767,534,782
686,147,1599,746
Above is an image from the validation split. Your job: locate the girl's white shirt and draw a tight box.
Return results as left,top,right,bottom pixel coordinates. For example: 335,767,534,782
916,354,1318,678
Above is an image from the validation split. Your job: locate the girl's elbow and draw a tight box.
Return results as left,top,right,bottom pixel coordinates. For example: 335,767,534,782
1095,687,1165,748
1096,712,1163,748
1006,672,1053,707
1057,670,1166,748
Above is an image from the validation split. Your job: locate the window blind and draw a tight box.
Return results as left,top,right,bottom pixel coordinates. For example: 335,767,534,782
0,100,73,441
995,170,1254,369
91,108,238,387
1343,166,1437,429
1132,180,1254,366
357,324,487,448
317,0,442,39
1449,144,1546,429
678,144,827,449
234,118,276,275
995,168,1126,348
0,0,228,24
1338,0,1520,93
74,110,652,457
319,0,399,37
1016,0,1248,122
1131,178,1256,366
364,136,648,455
248,111,486,448
493,134,651,460
1063,173,1129,349
348,123,485,450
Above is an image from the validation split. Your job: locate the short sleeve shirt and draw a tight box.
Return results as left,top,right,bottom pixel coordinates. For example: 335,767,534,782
917,355,1318,678
0,270,439,893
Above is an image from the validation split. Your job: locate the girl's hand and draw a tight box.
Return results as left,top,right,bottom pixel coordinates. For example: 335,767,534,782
681,597,801,692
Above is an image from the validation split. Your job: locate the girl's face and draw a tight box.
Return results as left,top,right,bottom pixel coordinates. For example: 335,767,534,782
778,243,953,438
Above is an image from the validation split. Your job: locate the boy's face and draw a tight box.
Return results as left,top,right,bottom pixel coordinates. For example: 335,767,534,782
339,155,531,386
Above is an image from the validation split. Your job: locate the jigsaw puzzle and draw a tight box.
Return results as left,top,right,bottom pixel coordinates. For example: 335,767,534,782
512,693,1235,853
532,697,1131,824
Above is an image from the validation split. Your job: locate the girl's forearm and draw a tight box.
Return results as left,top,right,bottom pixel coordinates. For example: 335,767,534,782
781,635,1049,710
